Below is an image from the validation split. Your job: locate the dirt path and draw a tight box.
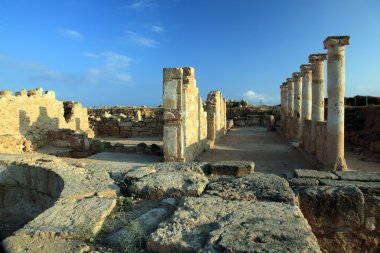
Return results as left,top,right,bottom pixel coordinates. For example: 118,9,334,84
199,127,315,177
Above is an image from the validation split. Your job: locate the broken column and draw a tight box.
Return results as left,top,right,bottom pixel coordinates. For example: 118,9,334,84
324,36,350,171
300,64,312,149
280,83,288,136
206,91,227,147
309,53,327,154
163,67,208,162
292,72,303,142
286,78,294,140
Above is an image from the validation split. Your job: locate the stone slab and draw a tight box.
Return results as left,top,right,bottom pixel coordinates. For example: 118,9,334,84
17,197,117,240
294,169,338,179
210,161,254,176
148,196,321,253
205,173,295,204
334,171,380,182
288,178,319,187
320,179,380,195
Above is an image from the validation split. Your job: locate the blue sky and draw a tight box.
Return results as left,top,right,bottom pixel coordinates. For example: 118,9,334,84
0,0,379,107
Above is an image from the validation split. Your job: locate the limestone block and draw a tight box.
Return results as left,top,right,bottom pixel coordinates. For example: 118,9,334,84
210,161,254,176
0,90,12,97
294,169,338,179
44,90,56,99
148,196,321,253
15,89,27,97
205,173,296,204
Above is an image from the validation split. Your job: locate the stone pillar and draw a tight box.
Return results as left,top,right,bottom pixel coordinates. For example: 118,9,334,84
280,83,288,135
324,36,350,171
300,64,312,148
286,78,294,140
309,53,327,154
292,72,302,142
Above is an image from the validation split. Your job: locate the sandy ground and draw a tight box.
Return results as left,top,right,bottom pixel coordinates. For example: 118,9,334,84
199,127,315,178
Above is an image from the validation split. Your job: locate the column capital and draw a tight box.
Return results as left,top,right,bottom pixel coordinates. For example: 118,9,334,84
282,82,287,86
300,64,312,73
292,72,302,80
323,36,350,49
309,53,327,63
286,78,294,83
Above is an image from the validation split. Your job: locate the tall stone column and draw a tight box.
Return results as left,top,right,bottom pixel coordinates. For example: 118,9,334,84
280,82,288,135
286,78,294,140
309,53,327,154
292,72,302,142
300,64,312,148
324,36,350,171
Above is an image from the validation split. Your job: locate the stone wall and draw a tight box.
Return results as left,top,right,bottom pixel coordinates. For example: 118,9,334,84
227,106,281,128
0,88,93,153
162,67,207,162
302,120,312,152
88,107,164,138
206,91,226,144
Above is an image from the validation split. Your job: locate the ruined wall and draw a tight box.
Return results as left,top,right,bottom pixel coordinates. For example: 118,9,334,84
163,67,207,162
88,107,164,138
228,106,281,127
316,121,327,164
302,120,312,152
0,88,93,153
206,91,227,144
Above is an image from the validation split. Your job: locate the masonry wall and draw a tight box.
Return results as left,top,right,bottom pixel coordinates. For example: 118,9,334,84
163,67,207,162
88,107,164,138
206,91,227,144
0,88,93,153
302,120,312,152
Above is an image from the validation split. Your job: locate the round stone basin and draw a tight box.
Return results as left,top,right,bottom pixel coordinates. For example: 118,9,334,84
0,163,63,240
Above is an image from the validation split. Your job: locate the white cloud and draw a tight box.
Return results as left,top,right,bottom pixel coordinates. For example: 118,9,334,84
243,90,280,105
83,51,132,84
60,29,83,40
126,31,157,47
151,25,164,33
128,0,157,9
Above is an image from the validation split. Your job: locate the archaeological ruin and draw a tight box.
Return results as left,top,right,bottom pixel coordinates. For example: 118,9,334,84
0,36,379,253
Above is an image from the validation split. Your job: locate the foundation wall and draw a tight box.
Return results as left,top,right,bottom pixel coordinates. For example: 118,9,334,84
316,121,327,164
0,89,93,153
303,120,312,152
163,67,207,162
88,108,164,138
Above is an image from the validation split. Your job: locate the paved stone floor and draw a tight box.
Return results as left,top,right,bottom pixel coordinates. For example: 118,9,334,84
199,127,315,177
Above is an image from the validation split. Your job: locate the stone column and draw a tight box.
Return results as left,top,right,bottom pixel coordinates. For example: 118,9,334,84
280,83,288,135
292,72,302,142
286,78,294,140
309,53,327,154
300,64,312,148
324,36,350,171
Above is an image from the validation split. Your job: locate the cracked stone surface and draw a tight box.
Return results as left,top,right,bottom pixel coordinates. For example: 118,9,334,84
148,196,321,253
319,179,380,195
205,173,296,204
334,171,380,182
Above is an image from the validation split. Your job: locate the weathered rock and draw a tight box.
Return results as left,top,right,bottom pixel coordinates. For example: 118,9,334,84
294,169,338,179
2,234,89,253
297,186,365,232
148,196,321,253
334,171,380,182
124,166,157,181
210,161,254,176
18,197,116,240
205,173,296,204
288,178,319,187
296,185,373,252
320,179,380,195
129,171,208,199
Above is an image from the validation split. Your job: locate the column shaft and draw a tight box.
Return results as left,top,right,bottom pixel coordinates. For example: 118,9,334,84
292,72,302,142
324,36,350,171
300,64,312,149
309,54,326,154
286,78,294,140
